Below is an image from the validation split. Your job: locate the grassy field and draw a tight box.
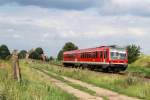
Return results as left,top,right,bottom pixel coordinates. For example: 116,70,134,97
0,60,78,100
128,55,150,77
27,60,150,100
0,55,150,100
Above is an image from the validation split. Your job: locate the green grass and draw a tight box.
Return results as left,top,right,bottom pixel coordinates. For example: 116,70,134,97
0,60,78,100
127,55,150,77
130,55,150,68
127,66,150,77
25,60,150,100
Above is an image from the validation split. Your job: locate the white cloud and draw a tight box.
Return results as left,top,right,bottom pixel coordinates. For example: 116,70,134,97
0,6,149,39
12,34,22,39
0,4,150,55
43,33,49,38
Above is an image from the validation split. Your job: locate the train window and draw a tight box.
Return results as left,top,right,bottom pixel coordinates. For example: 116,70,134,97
89,53,91,58
95,52,98,58
92,53,95,58
85,53,87,58
93,52,95,58
88,53,90,58
87,53,89,58
100,51,103,58
81,53,84,58
104,51,108,59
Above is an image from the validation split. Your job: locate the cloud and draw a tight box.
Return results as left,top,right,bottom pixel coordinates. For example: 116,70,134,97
12,34,22,39
0,0,102,10
0,5,149,38
98,0,150,16
0,0,150,17
0,4,150,56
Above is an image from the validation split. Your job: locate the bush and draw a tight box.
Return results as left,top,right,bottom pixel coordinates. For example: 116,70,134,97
0,45,10,60
19,50,27,59
127,44,141,64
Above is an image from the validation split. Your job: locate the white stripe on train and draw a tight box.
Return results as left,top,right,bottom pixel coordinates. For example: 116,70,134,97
63,61,127,65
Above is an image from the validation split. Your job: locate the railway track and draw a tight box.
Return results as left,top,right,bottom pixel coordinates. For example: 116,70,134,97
52,63,150,81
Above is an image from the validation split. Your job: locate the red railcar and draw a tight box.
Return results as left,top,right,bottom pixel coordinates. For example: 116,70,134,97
63,46,128,72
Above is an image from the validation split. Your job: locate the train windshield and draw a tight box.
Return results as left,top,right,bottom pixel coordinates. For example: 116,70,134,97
111,52,127,60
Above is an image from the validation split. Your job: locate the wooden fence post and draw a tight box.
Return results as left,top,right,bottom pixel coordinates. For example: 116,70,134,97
12,50,21,82
41,54,46,62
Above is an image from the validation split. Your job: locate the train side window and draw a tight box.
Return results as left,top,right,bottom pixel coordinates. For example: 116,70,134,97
96,51,98,58
92,52,94,58
95,52,98,58
89,53,91,58
100,51,103,58
104,51,108,59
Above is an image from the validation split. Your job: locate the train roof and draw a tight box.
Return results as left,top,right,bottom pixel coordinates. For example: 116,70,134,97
64,45,126,54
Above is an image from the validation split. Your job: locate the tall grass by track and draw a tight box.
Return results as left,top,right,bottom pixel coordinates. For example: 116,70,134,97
127,55,150,77
26,60,150,100
0,60,78,100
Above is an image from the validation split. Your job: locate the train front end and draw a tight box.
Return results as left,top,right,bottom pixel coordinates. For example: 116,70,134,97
109,47,128,71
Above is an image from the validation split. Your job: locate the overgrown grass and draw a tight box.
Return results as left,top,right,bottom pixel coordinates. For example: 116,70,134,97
26,60,150,100
0,60,78,100
130,55,150,68
127,55,150,77
127,66,150,77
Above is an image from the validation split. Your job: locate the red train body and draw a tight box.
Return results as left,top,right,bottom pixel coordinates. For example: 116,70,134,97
63,46,128,72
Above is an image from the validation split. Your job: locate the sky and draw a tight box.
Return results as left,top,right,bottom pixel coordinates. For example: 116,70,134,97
0,0,150,57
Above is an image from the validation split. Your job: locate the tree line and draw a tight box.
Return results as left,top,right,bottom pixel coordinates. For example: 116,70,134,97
0,43,141,64
0,45,51,61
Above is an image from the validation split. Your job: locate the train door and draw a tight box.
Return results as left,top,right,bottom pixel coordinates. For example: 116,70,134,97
104,50,108,63
99,51,103,62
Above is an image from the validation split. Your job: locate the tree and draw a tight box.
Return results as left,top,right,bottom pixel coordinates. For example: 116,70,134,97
127,44,141,64
49,56,54,61
57,42,78,60
35,47,44,60
62,42,78,51
18,50,27,59
29,50,39,59
57,50,63,61
0,44,10,59
35,47,43,55
29,47,44,60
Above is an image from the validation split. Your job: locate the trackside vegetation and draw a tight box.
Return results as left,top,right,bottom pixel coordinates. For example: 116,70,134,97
27,60,150,100
0,60,78,100
128,55,150,77
127,44,141,64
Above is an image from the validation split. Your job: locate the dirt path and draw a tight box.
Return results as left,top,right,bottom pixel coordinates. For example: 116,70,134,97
41,69,140,100
36,70,103,100
62,76,140,100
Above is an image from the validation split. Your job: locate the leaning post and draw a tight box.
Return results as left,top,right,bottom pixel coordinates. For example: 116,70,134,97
12,50,22,82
